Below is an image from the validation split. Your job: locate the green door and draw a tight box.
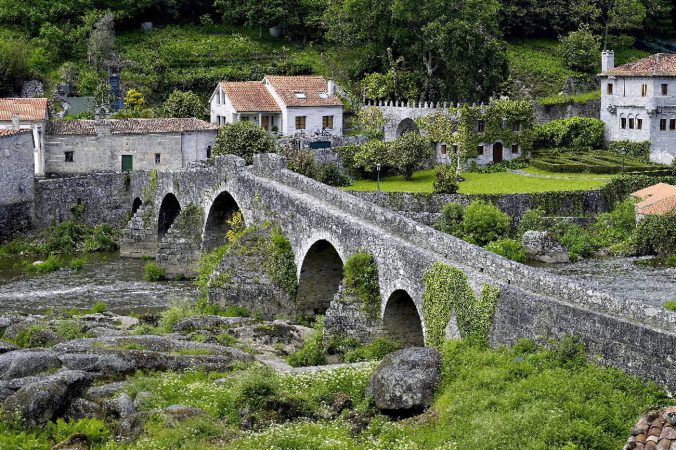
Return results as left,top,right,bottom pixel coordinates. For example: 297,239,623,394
121,155,133,172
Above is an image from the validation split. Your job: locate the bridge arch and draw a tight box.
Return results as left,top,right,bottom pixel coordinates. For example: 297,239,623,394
202,190,243,251
157,193,181,238
131,197,142,215
395,118,419,138
381,289,424,347
296,238,344,318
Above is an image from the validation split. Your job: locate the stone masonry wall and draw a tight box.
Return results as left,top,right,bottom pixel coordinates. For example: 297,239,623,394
350,190,607,227
0,131,35,242
534,99,601,123
33,172,132,228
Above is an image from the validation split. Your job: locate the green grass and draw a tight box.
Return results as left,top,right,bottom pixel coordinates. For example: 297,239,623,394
664,300,676,312
522,166,616,179
540,90,601,106
346,167,608,194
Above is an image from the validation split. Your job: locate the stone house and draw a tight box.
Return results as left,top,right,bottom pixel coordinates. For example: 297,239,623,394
0,98,48,176
0,129,35,241
210,75,343,137
600,51,676,165
45,118,217,176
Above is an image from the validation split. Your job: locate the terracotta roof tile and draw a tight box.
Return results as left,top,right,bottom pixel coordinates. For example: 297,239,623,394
626,408,676,450
220,81,281,112
48,118,218,136
607,53,676,77
0,98,48,122
631,183,676,201
0,129,31,137
264,75,343,107
631,183,676,216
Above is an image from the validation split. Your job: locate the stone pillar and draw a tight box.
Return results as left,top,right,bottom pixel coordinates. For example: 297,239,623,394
119,204,158,258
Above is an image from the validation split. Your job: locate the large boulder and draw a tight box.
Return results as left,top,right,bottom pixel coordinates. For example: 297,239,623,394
0,340,19,354
366,347,441,413
522,231,570,264
172,315,251,333
3,370,92,426
0,350,62,380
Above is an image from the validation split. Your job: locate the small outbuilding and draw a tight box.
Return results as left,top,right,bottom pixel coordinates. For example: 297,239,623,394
630,182,676,219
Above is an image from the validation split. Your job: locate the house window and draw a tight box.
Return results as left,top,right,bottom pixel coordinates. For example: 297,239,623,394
64,151,74,162
641,84,648,97
452,144,458,154
322,115,334,129
440,144,447,155
477,145,484,155
628,118,635,129
662,84,668,96
155,153,161,164
477,120,485,133
512,144,519,154
621,118,627,129
637,118,642,130
660,118,667,131
295,116,306,130
670,119,676,131
207,145,212,159
294,91,307,99
512,122,521,132
607,83,613,95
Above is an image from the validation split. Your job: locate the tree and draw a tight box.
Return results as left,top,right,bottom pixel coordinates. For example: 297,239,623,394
124,89,146,112
357,106,385,139
389,131,433,179
558,27,601,73
572,0,646,49
162,90,204,118
0,37,29,96
88,14,115,70
212,121,276,164
353,140,390,178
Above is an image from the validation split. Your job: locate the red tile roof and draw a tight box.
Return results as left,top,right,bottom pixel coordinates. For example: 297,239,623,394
0,129,31,137
48,118,218,136
631,183,676,216
607,53,676,77
264,76,343,107
0,98,48,122
220,81,281,112
624,407,676,450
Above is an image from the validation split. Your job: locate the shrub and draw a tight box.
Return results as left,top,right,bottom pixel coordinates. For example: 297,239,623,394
433,164,459,194
608,140,651,162
531,117,605,150
485,238,527,263
12,324,49,348
343,337,401,363
517,207,547,236
633,214,676,257
357,106,385,139
558,27,600,73
317,163,351,187
278,145,317,178
462,200,510,246
69,257,86,271
161,90,204,118
389,131,433,180
159,298,196,332
343,252,380,318
335,145,361,177
664,300,676,312
554,222,597,261
29,255,61,274
144,261,165,281
287,318,326,367
353,140,390,178
212,120,276,164
91,301,107,314
434,203,465,237
589,198,636,248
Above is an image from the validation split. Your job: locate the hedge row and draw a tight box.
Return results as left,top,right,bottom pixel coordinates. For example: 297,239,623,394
531,149,671,175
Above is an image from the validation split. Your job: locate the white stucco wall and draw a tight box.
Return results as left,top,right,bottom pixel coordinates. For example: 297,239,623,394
601,75,676,164
283,106,343,136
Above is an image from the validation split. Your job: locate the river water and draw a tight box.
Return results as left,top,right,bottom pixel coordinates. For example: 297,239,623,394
529,256,676,307
0,252,199,315
0,252,673,315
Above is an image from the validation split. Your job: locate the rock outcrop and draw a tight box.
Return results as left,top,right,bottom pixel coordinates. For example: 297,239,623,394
522,230,570,264
366,347,441,413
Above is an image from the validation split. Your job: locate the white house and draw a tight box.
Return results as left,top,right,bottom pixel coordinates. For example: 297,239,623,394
210,75,343,137
0,98,48,176
600,51,676,164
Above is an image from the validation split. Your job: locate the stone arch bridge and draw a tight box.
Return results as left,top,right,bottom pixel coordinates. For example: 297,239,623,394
120,154,676,390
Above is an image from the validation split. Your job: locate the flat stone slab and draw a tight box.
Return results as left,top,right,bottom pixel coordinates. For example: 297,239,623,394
0,349,62,380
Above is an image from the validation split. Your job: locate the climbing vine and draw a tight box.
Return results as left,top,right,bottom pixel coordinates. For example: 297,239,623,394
342,251,381,319
174,203,205,242
422,262,500,349
452,99,535,158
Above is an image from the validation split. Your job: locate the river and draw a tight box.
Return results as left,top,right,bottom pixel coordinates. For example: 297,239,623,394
0,252,199,315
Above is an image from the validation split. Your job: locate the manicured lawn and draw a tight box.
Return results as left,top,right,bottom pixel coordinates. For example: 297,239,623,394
346,168,609,194
522,166,617,179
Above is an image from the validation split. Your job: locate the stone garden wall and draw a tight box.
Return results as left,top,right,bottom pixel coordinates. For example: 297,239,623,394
534,98,601,123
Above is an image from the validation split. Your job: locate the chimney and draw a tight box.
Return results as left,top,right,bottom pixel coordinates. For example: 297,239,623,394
11,115,20,130
328,79,335,96
601,50,614,74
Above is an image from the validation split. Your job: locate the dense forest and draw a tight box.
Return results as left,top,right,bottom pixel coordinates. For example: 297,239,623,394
0,0,673,104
